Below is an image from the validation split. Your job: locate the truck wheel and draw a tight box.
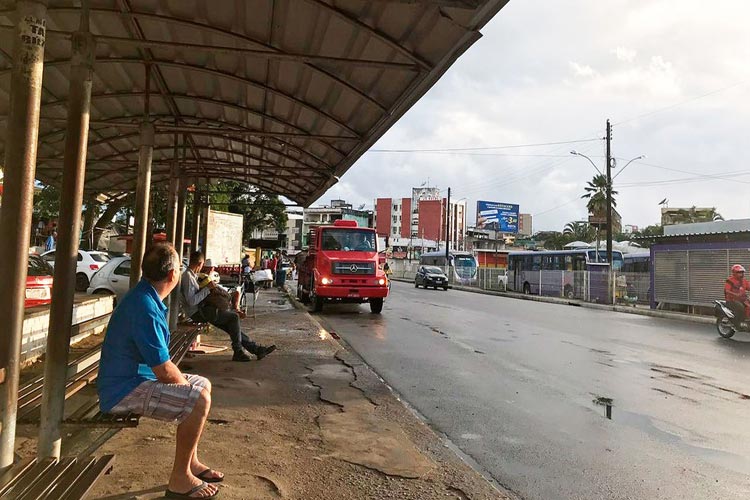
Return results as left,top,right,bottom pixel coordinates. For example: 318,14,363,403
370,298,383,314
313,295,324,313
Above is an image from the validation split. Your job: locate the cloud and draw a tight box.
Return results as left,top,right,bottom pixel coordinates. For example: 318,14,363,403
613,47,637,63
318,0,750,232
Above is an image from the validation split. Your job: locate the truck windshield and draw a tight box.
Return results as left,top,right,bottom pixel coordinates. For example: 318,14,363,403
321,229,376,252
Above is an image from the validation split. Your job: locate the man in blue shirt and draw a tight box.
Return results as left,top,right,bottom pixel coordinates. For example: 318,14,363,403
99,243,221,499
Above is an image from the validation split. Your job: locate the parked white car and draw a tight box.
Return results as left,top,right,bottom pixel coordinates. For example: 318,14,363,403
41,249,111,291
86,256,131,302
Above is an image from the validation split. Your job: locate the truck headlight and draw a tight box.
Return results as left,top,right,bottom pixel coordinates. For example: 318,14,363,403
321,277,333,285
378,278,386,285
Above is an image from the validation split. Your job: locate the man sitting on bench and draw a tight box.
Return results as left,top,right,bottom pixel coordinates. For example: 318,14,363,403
182,251,276,362
98,243,222,499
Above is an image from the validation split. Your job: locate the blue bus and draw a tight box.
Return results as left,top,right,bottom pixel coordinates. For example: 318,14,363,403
507,248,624,300
623,251,651,273
420,250,478,284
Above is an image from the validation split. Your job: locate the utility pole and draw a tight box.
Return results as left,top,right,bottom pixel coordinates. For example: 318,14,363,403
445,187,451,262
605,119,613,267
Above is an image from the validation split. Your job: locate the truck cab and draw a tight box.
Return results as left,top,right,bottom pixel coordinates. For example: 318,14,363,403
297,220,389,313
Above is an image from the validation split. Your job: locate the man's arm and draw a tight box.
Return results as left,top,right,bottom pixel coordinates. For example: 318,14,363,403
152,360,189,385
181,271,210,307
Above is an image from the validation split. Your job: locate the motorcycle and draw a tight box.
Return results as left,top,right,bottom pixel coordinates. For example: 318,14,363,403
714,300,750,338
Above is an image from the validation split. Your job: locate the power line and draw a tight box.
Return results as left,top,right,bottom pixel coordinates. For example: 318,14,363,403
620,159,750,185
613,79,749,126
367,137,602,153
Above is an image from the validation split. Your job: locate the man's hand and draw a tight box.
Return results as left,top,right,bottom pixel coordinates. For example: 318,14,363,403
207,280,217,290
152,360,189,385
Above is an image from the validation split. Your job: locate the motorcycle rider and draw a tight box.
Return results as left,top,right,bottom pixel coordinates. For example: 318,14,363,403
724,264,750,327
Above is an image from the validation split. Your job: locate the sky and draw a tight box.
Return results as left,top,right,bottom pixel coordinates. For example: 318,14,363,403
314,0,750,233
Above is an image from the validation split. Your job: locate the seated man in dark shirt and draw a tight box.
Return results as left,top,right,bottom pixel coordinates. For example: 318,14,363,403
99,243,222,499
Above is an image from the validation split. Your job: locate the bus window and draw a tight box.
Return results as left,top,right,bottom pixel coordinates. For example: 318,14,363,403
532,255,541,271
574,255,586,271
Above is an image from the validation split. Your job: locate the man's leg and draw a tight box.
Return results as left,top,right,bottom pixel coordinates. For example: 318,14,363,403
184,376,223,482
210,309,243,352
169,388,218,496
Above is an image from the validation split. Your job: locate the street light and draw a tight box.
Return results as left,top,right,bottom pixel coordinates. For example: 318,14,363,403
612,155,647,181
571,150,645,263
570,150,602,175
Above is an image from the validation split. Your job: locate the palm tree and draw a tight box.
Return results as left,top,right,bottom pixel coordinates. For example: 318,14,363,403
581,174,617,217
563,221,594,241
581,174,618,254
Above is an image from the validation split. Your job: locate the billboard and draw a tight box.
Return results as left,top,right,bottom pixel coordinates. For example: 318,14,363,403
206,209,244,265
476,201,519,233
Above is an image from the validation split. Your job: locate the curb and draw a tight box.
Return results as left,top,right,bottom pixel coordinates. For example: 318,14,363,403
392,278,716,326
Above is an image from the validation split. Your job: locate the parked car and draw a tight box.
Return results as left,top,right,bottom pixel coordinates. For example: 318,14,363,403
41,249,110,292
26,255,54,308
86,256,131,302
415,266,449,290
497,269,508,291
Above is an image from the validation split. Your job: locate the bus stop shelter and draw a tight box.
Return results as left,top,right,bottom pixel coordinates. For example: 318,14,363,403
0,0,507,473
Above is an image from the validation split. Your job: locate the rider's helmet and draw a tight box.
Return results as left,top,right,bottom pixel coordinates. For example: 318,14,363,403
731,264,746,273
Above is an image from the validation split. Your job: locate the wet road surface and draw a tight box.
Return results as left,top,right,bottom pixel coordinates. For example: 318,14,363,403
316,281,750,500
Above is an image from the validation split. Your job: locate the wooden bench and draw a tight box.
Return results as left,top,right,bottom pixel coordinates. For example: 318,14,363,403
62,321,207,428
8,322,206,499
17,321,207,428
0,455,115,500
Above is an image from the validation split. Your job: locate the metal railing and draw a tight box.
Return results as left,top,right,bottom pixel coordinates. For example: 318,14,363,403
388,260,651,306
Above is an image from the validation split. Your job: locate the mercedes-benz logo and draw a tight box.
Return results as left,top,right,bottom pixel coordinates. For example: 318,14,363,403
349,264,359,273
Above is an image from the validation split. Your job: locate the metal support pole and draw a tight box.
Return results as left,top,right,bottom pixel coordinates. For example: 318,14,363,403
0,0,47,471
129,122,155,287
169,171,188,331
163,149,178,310
190,179,202,253
605,119,613,266
200,181,209,258
165,136,179,244
38,19,94,459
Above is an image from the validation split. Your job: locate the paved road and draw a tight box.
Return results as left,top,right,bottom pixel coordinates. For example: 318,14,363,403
316,281,750,500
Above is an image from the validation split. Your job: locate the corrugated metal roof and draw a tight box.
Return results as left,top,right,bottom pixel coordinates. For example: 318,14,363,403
663,218,750,236
0,0,508,205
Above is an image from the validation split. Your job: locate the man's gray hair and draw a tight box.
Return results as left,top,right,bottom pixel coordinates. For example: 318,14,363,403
142,242,178,282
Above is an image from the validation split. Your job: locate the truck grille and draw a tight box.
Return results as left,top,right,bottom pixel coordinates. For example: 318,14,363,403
332,262,375,275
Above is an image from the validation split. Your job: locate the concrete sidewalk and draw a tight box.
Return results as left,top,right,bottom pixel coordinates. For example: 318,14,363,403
87,288,509,500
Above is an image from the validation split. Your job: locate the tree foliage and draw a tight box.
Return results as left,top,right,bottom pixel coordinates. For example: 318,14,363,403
581,174,617,216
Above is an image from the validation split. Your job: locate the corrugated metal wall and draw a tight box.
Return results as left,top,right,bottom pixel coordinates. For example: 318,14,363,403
654,247,750,306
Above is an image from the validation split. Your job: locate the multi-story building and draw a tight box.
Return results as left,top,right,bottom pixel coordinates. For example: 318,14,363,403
301,200,372,247
518,213,533,237
375,187,466,251
284,212,304,251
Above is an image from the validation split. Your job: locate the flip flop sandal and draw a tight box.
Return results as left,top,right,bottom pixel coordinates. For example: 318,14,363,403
165,481,219,499
196,468,225,483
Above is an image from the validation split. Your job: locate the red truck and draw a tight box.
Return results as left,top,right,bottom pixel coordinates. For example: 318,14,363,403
297,220,388,313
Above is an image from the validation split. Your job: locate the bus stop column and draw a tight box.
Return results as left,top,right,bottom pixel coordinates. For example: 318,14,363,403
168,172,188,330
163,148,179,311
190,178,203,252
167,153,185,330
200,181,209,256
0,0,48,471
38,17,95,459
129,121,155,287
